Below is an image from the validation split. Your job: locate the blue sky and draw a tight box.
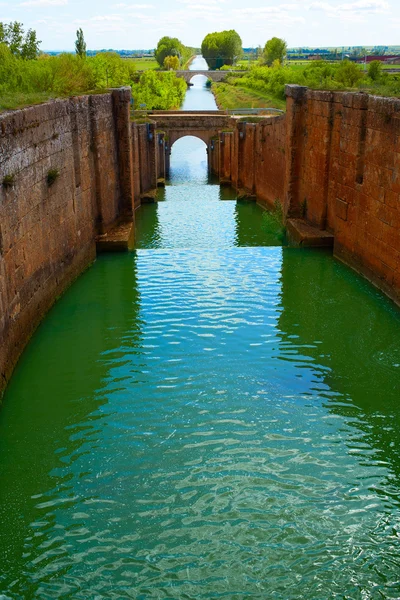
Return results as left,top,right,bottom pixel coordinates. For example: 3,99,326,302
0,0,398,51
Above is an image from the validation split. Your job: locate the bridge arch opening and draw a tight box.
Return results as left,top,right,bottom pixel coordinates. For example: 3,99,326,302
169,136,208,185
189,74,210,87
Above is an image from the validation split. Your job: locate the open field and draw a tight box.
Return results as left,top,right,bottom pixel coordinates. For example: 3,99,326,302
131,57,159,70
239,58,400,72
130,55,196,71
211,82,286,111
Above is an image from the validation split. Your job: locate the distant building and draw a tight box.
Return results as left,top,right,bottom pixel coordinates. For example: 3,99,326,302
386,56,400,65
357,55,400,63
308,54,322,60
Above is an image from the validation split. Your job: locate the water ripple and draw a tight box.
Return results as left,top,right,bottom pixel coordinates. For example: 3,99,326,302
2,247,400,598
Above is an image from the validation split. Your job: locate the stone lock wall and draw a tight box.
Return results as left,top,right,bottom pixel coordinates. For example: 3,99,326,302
2,85,400,397
131,122,157,204
284,86,400,306
254,117,286,210
214,116,286,208
213,88,400,306
0,88,134,396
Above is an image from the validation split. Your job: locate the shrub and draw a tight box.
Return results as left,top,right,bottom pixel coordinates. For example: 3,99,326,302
335,60,363,88
2,173,15,188
131,70,187,110
47,168,59,186
368,60,383,81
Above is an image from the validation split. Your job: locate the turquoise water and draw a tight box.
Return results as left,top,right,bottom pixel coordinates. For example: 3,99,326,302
181,55,218,111
1,62,400,599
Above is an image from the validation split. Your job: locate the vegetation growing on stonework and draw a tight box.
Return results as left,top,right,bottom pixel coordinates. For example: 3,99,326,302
47,169,59,186
2,174,15,188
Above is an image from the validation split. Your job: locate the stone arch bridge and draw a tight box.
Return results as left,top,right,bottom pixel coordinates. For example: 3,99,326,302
173,70,243,84
148,110,233,147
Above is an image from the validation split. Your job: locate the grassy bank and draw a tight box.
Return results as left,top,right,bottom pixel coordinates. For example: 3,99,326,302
0,91,60,111
131,57,159,71
130,54,195,72
212,82,286,111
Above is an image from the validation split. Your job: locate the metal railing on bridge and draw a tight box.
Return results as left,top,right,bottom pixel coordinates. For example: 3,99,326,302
227,108,284,116
131,107,285,118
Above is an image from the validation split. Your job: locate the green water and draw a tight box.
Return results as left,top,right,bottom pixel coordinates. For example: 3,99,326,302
2,82,400,600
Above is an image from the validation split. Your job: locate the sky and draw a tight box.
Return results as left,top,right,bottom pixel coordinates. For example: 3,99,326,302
0,0,399,51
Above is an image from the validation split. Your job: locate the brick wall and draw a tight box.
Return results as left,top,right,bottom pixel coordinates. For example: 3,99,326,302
0,89,134,395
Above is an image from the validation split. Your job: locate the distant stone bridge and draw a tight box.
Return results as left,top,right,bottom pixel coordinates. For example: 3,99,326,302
173,70,243,84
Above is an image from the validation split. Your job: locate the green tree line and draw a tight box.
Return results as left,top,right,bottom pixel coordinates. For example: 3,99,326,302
0,24,187,110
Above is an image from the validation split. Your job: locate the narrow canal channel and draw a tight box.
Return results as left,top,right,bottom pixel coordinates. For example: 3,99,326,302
1,57,400,599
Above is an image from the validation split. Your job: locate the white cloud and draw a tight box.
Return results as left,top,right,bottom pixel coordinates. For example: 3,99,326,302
232,5,306,25
309,0,390,14
186,4,222,10
114,3,154,7
92,14,123,21
20,0,67,5
178,0,226,5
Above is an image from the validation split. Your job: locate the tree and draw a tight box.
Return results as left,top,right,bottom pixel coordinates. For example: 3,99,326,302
263,37,287,67
201,30,242,69
90,52,131,88
21,29,41,60
0,22,6,45
335,60,363,87
75,28,86,58
0,21,41,58
368,60,382,81
155,36,184,67
163,55,180,71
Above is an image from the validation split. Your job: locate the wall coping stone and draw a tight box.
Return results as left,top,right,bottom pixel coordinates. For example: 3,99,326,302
285,85,308,100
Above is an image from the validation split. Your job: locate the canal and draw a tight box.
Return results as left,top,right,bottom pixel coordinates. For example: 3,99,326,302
1,57,400,598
